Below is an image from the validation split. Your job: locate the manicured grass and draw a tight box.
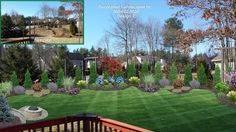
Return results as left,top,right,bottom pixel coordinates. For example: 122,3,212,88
8,87,236,132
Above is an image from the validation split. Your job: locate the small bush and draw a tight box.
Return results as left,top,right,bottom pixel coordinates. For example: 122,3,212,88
89,63,98,84
117,82,127,89
24,70,33,89
13,86,25,95
32,83,42,91
47,83,58,92
57,68,64,87
197,64,207,85
173,79,184,89
184,64,192,85
103,84,113,90
189,80,200,89
227,91,236,102
215,82,229,93
0,95,14,123
63,77,74,90
128,76,140,85
127,63,135,79
40,71,49,88
213,65,221,85
0,82,13,96
77,80,88,89
57,88,66,94
103,71,109,80
154,62,163,83
116,76,124,84
68,88,79,95
143,74,155,87
90,83,100,90
141,63,149,79
74,67,83,85
10,71,19,87
168,63,178,84
159,79,170,87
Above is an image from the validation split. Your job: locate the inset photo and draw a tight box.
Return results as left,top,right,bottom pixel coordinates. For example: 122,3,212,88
1,1,84,44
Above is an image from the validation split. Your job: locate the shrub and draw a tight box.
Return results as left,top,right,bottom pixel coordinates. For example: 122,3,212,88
77,80,88,89
103,84,113,90
215,82,229,93
10,71,19,87
13,86,25,95
74,67,83,85
0,82,13,96
159,79,170,87
168,63,178,84
115,70,124,79
103,71,109,80
116,76,124,84
32,83,42,91
47,83,58,92
128,76,140,85
189,80,200,89
90,83,100,90
68,88,79,95
117,82,127,89
127,63,135,79
143,74,155,87
63,77,74,90
57,68,64,87
226,64,233,73
173,79,184,89
57,88,66,94
40,71,49,88
100,56,123,76
141,63,149,79
89,63,98,84
213,65,221,85
197,64,207,85
96,77,104,85
184,64,192,85
154,62,163,83
227,91,236,102
69,21,78,35
0,95,14,123
24,70,33,89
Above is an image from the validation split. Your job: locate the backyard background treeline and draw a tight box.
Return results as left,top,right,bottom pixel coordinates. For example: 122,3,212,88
0,45,216,84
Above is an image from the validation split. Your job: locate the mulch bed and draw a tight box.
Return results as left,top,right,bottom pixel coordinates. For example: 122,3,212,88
164,86,192,94
218,94,236,109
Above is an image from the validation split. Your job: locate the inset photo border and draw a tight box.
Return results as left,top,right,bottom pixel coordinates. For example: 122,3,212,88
1,0,84,45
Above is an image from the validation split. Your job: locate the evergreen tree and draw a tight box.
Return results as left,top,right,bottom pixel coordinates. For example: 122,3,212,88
0,45,40,84
69,21,78,35
213,65,221,85
40,71,49,87
184,64,192,85
49,46,74,79
168,63,178,84
103,70,109,80
57,68,64,87
197,64,207,85
127,63,135,79
155,62,163,82
10,71,19,87
89,63,98,84
0,95,14,123
24,69,33,89
141,63,149,79
74,66,83,84
114,70,124,79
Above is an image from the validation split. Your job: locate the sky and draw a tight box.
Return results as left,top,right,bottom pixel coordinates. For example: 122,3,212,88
1,0,211,55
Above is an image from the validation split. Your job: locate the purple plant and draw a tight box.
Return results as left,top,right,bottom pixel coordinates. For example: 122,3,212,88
68,88,80,95
189,80,200,89
13,86,25,95
159,79,170,87
57,88,66,94
47,82,58,92
139,83,145,89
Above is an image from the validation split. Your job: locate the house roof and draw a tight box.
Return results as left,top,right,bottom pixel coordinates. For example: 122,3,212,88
212,56,222,62
68,53,84,60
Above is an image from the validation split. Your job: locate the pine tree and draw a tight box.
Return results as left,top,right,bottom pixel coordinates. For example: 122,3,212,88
103,70,109,80
74,66,83,85
40,71,49,87
213,65,221,85
24,69,33,89
155,62,163,82
89,63,98,84
184,64,192,85
0,45,40,84
168,63,178,84
57,68,64,87
141,63,149,79
10,71,19,87
197,64,207,85
127,63,135,79
0,95,14,123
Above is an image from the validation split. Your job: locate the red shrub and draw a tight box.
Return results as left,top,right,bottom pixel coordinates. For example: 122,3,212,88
100,56,122,76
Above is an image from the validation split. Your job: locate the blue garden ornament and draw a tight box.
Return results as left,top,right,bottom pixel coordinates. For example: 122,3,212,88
96,77,104,85
116,76,124,84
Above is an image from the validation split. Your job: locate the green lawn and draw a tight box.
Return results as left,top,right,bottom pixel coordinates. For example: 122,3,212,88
8,87,236,132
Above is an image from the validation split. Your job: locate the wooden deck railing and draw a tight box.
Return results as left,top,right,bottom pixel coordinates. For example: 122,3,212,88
0,113,153,132
2,38,34,44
